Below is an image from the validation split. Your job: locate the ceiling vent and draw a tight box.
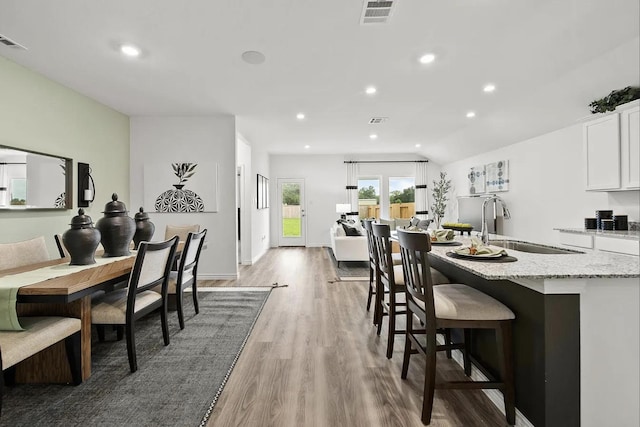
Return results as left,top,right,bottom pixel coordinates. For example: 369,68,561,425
369,117,389,124
0,34,27,50
360,1,397,25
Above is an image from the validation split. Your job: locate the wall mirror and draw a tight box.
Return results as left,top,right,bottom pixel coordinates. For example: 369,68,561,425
0,145,72,210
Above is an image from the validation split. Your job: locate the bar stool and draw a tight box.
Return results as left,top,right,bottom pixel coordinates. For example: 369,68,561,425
396,228,516,425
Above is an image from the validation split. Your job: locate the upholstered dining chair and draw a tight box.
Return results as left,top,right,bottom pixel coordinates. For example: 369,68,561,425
91,236,179,373
0,236,50,271
154,229,207,329
0,316,82,415
164,224,200,241
396,229,516,425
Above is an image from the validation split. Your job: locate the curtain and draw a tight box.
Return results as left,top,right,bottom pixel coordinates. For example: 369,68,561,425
345,161,359,219
415,161,429,220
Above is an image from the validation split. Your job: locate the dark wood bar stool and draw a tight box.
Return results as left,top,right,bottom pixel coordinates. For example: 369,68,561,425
396,229,516,425
362,220,379,323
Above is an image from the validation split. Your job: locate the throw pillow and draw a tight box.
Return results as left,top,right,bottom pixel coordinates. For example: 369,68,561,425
342,222,362,236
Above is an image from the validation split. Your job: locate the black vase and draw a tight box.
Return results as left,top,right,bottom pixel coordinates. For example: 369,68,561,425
95,193,136,257
62,208,101,265
133,207,155,249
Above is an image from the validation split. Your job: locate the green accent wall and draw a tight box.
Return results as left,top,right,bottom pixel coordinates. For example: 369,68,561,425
0,55,130,257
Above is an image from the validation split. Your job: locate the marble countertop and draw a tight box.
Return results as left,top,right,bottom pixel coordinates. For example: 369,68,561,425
555,228,640,240
426,234,640,281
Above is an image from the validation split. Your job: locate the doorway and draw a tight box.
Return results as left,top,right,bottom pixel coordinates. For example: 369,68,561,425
277,178,306,246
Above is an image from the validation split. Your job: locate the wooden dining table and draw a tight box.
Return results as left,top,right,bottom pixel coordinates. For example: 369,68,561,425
0,242,182,383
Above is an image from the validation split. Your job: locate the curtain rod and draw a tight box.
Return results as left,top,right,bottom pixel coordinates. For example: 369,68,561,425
344,160,428,164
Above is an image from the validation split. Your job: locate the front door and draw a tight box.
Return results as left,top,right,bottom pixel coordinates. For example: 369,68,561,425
278,178,306,247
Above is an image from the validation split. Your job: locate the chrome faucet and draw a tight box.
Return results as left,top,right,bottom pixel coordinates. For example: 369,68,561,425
480,195,511,245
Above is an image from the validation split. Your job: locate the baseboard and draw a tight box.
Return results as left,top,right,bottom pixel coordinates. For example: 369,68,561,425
198,273,238,280
436,335,534,427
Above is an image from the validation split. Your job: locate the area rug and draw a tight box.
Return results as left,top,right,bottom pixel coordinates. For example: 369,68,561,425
1,289,270,427
326,247,370,281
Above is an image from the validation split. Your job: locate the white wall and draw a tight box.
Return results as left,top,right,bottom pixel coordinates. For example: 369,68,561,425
269,153,438,248
251,148,270,262
130,116,237,279
0,56,130,257
443,123,640,245
236,134,252,265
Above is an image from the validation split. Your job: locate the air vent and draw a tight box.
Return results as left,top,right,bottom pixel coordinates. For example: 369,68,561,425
0,34,27,50
361,1,397,25
369,117,389,124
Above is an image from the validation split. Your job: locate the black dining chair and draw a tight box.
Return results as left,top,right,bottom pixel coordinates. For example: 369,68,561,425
91,236,179,373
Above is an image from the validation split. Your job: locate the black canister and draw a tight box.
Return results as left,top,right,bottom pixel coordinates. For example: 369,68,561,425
133,207,155,249
584,218,597,230
613,215,628,231
62,208,101,265
95,193,136,257
601,219,614,231
595,210,613,230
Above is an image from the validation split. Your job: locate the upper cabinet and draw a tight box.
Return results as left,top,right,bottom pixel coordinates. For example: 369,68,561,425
583,100,640,191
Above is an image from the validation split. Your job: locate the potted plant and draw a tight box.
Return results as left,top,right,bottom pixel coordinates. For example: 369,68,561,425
431,172,451,229
589,86,640,114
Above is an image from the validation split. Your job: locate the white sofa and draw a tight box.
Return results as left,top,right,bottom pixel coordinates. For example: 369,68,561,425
329,222,369,265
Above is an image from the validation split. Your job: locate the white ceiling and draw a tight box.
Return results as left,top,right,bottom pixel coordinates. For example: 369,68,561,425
0,0,638,165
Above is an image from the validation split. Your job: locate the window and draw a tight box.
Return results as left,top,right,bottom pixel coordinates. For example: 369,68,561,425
358,178,380,219
388,177,415,219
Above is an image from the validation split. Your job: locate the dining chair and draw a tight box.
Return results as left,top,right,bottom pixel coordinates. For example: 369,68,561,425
0,236,50,270
154,229,207,329
362,220,379,322
396,228,516,425
164,224,200,241
0,316,82,415
91,236,179,373
54,234,69,258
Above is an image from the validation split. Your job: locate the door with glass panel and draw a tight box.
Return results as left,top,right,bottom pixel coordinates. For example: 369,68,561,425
278,178,306,246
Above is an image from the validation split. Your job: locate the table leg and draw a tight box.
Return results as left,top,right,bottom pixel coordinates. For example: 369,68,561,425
15,295,92,382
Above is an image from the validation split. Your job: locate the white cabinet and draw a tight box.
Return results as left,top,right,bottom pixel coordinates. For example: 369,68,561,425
583,100,640,191
594,236,639,256
558,232,593,249
584,113,620,190
620,104,640,189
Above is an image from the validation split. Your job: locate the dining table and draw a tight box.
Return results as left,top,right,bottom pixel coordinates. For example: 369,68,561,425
0,242,183,384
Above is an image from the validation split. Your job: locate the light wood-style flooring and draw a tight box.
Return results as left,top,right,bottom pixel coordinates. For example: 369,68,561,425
203,247,509,427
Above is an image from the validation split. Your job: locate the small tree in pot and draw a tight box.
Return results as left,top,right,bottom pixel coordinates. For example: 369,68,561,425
431,172,452,229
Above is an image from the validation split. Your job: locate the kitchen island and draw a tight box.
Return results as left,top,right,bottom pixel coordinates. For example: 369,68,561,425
425,234,639,427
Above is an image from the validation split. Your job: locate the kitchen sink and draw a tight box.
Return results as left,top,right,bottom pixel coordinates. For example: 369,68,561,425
489,240,584,254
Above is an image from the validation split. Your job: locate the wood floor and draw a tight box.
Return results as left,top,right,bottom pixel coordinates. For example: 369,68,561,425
203,247,509,427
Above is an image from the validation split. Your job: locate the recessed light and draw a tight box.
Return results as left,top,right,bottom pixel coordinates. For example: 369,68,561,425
304,145,310,149
415,144,421,148
120,44,141,57
418,53,436,64
483,84,496,93
296,113,305,120
369,134,378,140
241,50,266,65
365,86,377,95
466,111,476,118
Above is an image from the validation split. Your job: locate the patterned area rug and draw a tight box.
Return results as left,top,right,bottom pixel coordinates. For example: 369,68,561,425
1,289,270,427
326,247,370,281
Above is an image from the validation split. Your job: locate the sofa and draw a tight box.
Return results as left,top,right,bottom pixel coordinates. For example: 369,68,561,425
329,222,369,265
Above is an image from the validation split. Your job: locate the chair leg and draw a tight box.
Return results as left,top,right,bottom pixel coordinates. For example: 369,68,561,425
401,310,413,379
116,326,124,341
445,328,452,359
463,329,472,376
176,289,185,330
64,331,83,385
366,265,374,312
386,286,396,359
161,303,170,346
96,324,106,342
192,282,199,315
3,367,16,387
126,320,137,373
421,331,437,425
376,275,384,336
496,321,516,425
